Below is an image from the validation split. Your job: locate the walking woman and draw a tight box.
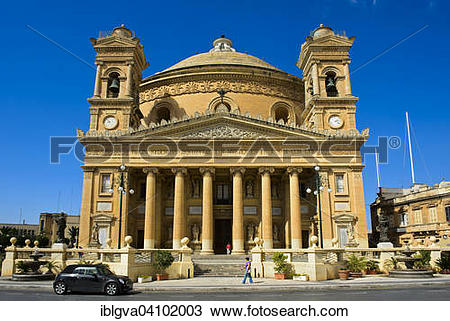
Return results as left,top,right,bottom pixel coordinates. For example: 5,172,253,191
242,257,253,284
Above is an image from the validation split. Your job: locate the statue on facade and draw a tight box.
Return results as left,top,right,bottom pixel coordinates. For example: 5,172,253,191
191,179,201,198
271,183,279,199
91,223,100,243
245,180,254,198
56,213,67,243
273,224,280,242
247,224,255,242
377,211,390,243
191,224,200,242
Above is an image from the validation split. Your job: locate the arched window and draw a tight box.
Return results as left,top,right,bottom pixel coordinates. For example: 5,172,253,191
274,106,289,123
325,72,338,97
214,102,231,113
156,107,171,123
107,72,120,98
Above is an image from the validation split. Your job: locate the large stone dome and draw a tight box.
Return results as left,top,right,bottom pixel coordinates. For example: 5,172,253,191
159,36,281,73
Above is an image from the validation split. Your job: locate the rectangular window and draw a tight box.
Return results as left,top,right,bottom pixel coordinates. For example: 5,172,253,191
101,174,112,194
40,220,44,232
429,207,438,223
413,209,422,224
399,213,409,226
446,206,450,222
335,175,345,193
216,184,230,204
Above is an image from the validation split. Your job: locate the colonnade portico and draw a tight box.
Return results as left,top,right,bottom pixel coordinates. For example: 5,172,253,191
142,166,310,252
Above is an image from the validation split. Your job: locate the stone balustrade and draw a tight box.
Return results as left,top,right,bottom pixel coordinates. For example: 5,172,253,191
1,236,194,282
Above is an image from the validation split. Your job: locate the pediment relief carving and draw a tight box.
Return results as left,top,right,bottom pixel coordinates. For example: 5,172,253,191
180,124,266,139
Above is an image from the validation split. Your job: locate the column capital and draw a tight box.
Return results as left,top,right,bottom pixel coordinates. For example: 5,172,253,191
143,167,159,175
82,166,96,173
230,167,246,176
199,167,215,176
172,167,187,176
287,167,303,175
258,167,274,175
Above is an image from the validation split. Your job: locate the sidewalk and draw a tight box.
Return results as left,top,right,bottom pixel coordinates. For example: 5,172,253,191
1,275,450,292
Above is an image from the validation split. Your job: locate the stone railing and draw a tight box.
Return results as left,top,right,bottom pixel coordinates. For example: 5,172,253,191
1,236,194,282
250,236,450,281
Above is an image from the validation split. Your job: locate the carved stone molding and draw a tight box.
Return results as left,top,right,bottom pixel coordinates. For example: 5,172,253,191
140,78,302,103
181,124,262,139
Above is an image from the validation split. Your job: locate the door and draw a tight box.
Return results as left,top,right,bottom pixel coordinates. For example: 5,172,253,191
78,267,103,292
302,230,310,248
137,230,144,249
214,219,232,254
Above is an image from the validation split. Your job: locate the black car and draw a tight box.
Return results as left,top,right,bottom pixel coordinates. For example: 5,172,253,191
53,264,133,296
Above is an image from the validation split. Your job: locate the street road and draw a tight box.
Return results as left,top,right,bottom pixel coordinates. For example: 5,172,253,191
0,286,449,300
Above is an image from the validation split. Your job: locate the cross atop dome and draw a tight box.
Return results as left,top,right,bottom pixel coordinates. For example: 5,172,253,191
210,35,236,52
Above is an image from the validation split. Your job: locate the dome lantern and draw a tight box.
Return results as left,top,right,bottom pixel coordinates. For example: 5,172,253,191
210,35,236,52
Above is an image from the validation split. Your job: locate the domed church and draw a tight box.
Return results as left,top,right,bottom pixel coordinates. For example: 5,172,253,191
77,24,369,253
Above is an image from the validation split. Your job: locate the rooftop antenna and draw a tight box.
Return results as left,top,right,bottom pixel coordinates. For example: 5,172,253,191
406,112,416,185
19,208,22,224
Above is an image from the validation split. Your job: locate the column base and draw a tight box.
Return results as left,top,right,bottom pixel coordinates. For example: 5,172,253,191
173,239,181,249
231,250,245,255
143,239,155,249
291,239,301,250
263,239,273,249
200,250,214,255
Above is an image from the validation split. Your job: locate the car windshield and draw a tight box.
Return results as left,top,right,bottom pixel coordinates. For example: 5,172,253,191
97,266,114,276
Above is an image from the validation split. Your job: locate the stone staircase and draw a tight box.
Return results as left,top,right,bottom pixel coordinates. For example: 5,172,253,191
193,254,248,277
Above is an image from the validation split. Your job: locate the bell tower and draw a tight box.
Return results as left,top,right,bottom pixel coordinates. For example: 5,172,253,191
297,24,358,131
88,25,148,132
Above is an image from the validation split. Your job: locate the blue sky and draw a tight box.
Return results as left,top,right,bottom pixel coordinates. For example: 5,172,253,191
1,0,449,230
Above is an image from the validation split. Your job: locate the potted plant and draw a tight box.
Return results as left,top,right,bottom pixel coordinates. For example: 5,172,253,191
347,254,367,278
137,275,152,283
292,273,309,281
435,255,450,274
272,252,291,280
152,250,174,281
365,260,379,275
338,261,350,280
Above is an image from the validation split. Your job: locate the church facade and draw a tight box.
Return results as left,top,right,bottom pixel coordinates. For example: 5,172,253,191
77,24,369,253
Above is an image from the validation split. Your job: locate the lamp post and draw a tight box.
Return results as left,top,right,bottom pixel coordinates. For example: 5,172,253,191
114,164,135,249
306,166,332,248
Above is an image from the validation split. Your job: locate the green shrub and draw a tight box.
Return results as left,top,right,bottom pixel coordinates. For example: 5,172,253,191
435,254,450,271
346,254,367,273
366,260,379,272
152,250,175,274
272,252,291,274
16,261,32,274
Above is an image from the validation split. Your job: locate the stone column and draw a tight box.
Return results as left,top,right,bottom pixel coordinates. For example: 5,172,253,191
200,167,215,255
284,178,291,248
259,167,274,249
231,167,246,254
126,62,134,97
344,61,352,96
79,167,95,247
143,168,158,249
311,62,320,96
287,167,303,249
93,62,102,97
172,168,187,249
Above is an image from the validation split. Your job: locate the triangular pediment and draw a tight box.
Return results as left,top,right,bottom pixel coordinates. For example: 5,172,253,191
130,113,328,140
94,36,137,48
310,35,354,47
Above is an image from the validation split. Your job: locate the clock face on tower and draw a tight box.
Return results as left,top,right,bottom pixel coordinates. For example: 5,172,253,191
328,115,343,129
103,116,118,129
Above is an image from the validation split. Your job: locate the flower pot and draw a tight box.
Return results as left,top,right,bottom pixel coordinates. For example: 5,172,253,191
439,269,450,274
293,275,309,281
138,277,152,283
338,270,350,280
156,273,168,281
349,272,363,278
274,273,286,280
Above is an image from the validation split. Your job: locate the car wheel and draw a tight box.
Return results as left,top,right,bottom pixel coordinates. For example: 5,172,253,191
104,282,119,296
54,281,67,295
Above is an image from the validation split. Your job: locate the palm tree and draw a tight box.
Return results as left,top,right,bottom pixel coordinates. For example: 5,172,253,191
68,226,79,247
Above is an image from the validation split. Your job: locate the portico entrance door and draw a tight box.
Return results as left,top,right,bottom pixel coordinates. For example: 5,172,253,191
214,219,232,254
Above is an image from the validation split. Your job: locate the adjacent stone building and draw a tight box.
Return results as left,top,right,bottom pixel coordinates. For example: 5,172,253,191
77,24,369,252
370,182,450,247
